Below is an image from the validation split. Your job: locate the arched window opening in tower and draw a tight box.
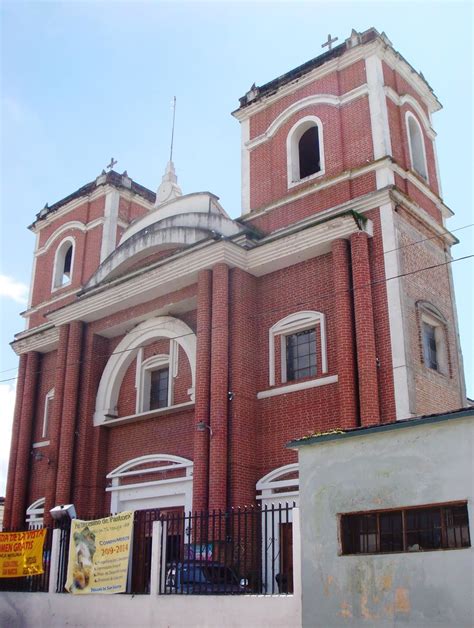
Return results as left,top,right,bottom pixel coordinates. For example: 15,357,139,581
63,244,73,283
298,126,321,179
407,113,428,180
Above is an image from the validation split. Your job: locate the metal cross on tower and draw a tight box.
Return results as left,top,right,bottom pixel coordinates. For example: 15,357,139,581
106,157,117,171
321,34,338,51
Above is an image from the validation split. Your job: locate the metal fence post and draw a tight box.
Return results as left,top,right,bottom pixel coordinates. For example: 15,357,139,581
291,507,301,599
48,528,61,594
149,520,163,596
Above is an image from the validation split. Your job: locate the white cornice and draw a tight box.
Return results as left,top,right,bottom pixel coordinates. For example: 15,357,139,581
380,44,441,113
241,158,387,221
232,43,374,121
241,157,451,222
391,162,452,218
233,38,440,124
30,184,153,234
45,213,362,328
390,188,457,246
21,286,79,319
11,324,59,356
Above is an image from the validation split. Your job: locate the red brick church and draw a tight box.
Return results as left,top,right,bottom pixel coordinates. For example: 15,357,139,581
4,28,466,533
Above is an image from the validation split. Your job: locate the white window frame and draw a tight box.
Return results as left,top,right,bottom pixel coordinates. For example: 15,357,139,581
135,341,178,413
287,115,325,188
268,311,327,387
406,111,429,182
51,236,75,290
106,454,193,514
26,498,45,529
42,388,54,439
419,307,448,376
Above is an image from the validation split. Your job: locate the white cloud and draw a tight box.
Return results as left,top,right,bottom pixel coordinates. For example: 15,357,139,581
0,274,29,304
0,381,16,495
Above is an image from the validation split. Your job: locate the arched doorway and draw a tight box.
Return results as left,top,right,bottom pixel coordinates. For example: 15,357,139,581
256,464,299,594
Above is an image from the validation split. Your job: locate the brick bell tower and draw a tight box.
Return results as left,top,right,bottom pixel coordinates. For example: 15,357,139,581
233,27,466,424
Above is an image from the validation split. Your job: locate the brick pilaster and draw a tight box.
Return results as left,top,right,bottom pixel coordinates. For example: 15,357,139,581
55,320,84,505
44,324,69,524
192,270,213,513
73,331,108,517
350,231,381,425
11,351,40,529
208,263,229,512
332,239,359,428
228,268,258,508
3,354,28,529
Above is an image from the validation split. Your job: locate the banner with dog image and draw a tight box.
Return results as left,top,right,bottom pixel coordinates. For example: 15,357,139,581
65,511,134,594
0,528,46,577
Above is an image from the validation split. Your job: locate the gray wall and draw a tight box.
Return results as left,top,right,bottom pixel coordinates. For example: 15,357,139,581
298,416,474,627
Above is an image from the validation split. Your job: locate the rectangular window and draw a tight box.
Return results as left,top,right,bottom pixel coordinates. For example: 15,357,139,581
341,502,470,555
422,322,438,370
286,329,317,381
149,368,169,410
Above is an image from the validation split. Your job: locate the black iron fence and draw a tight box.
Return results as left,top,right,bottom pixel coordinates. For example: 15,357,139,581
157,504,295,596
1,504,296,596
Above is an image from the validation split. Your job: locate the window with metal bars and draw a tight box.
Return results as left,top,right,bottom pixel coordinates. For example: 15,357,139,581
422,322,438,370
341,502,470,555
286,329,317,381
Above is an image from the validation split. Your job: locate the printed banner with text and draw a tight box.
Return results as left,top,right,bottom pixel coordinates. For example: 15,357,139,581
0,529,46,578
65,511,134,594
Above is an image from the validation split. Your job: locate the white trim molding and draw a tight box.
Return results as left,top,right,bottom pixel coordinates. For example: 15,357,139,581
268,310,327,387
94,316,196,426
385,89,436,139
366,54,392,160
241,117,251,215
257,375,338,400
247,87,367,150
379,202,413,420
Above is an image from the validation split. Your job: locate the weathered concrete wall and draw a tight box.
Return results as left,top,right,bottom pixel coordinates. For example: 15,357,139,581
298,415,474,627
0,592,301,628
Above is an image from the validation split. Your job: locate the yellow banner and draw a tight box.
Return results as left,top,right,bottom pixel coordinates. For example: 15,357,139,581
65,512,134,594
0,528,46,578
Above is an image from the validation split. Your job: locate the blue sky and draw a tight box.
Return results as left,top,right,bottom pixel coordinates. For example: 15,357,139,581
0,1,472,492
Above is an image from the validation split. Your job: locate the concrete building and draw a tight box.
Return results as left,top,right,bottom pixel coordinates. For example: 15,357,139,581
289,408,473,628
4,25,466,557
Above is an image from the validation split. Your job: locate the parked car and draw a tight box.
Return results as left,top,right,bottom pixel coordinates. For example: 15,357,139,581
165,561,249,594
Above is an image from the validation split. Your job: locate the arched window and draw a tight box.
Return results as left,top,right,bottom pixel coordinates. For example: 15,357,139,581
287,116,324,187
406,112,428,181
268,310,328,386
52,238,75,289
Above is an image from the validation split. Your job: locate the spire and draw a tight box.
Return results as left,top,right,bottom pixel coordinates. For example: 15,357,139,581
155,160,182,206
154,96,182,207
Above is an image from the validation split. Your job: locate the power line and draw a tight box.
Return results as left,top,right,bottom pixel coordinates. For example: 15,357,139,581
0,251,472,386
0,220,473,378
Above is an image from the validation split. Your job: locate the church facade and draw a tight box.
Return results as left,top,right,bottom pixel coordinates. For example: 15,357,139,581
4,28,466,532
